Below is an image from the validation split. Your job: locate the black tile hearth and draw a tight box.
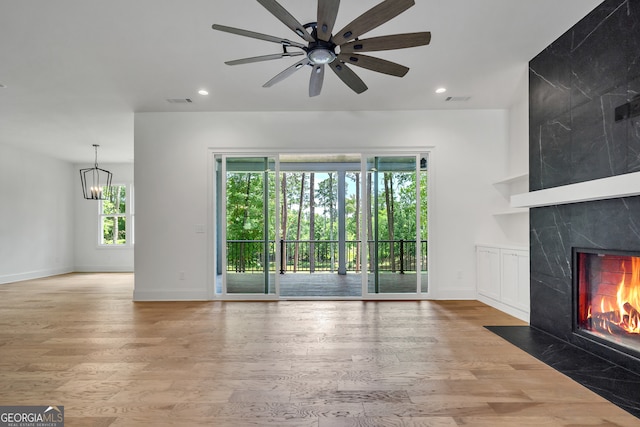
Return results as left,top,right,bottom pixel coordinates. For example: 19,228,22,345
486,325,640,419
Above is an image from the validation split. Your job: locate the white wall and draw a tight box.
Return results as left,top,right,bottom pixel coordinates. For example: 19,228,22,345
74,162,134,272
508,66,530,178
499,66,530,247
0,144,75,283
134,110,510,301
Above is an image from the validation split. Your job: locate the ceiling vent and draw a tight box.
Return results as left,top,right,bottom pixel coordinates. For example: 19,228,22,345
445,96,471,102
166,98,193,104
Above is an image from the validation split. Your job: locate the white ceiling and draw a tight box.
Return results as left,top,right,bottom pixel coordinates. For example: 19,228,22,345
0,0,601,163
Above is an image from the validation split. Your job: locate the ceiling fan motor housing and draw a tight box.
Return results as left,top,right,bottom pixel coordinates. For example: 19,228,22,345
306,36,337,65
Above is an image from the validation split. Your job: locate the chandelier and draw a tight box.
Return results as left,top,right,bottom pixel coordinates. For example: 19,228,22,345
79,144,113,200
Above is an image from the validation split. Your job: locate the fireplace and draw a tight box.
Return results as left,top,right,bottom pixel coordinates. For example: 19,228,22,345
575,249,640,357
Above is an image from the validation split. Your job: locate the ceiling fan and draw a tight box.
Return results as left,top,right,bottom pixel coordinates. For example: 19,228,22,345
212,0,431,97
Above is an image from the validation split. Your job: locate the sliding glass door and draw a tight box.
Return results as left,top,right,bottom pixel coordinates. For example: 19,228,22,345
364,155,428,296
213,152,429,299
220,156,277,296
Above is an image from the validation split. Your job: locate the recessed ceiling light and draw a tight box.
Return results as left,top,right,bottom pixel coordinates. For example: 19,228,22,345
198,89,209,96
435,87,447,94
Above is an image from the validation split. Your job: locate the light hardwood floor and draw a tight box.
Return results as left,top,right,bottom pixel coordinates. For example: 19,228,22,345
0,273,637,426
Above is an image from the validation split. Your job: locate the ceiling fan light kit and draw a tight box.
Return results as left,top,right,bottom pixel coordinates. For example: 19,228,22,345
212,0,431,97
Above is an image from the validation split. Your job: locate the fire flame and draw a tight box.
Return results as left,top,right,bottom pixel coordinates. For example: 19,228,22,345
617,257,640,333
591,257,640,334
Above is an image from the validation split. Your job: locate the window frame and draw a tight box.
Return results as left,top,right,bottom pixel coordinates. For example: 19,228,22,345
98,183,134,248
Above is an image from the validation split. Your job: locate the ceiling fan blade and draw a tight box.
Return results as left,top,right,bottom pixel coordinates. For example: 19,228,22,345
317,0,340,42
337,53,409,77
263,58,311,88
332,0,414,45
309,64,325,97
328,61,368,94
256,0,315,42
212,24,306,49
225,51,305,66
339,32,431,53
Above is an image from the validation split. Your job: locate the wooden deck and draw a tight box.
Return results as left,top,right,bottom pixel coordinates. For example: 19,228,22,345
217,272,429,297
0,273,638,426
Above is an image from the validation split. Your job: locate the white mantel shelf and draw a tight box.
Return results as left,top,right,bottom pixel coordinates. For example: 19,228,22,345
511,171,640,208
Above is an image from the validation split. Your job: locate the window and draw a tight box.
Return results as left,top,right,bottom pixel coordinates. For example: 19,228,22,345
99,184,134,246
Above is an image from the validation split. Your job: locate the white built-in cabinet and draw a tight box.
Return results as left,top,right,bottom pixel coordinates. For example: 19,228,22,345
476,245,530,322
476,246,501,300
478,172,530,322
500,248,530,312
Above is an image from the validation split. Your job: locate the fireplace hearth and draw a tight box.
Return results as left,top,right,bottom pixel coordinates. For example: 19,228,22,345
487,325,640,418
575,249,640,358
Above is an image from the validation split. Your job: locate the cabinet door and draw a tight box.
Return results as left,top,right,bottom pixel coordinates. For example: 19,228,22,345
477,247,500,300
516,251,530,311
501,249,530,311
501,250,519,306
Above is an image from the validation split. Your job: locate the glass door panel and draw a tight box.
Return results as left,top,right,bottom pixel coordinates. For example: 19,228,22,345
420,154,429,294
224,157,276,295
366,156,418,294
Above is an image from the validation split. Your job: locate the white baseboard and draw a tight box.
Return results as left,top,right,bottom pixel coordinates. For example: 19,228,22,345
477,293,530,323
0,267,74,285
133,289,209,301
432,288,477,300
74,266,134,273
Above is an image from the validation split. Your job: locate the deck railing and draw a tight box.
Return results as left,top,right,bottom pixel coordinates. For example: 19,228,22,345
226,239,428,273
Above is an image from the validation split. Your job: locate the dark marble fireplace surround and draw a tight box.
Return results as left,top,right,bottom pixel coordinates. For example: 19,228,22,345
529,0,640,381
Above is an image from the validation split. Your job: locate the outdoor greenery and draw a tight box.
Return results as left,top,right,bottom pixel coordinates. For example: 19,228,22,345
224,161,428,273
101,185,127,245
